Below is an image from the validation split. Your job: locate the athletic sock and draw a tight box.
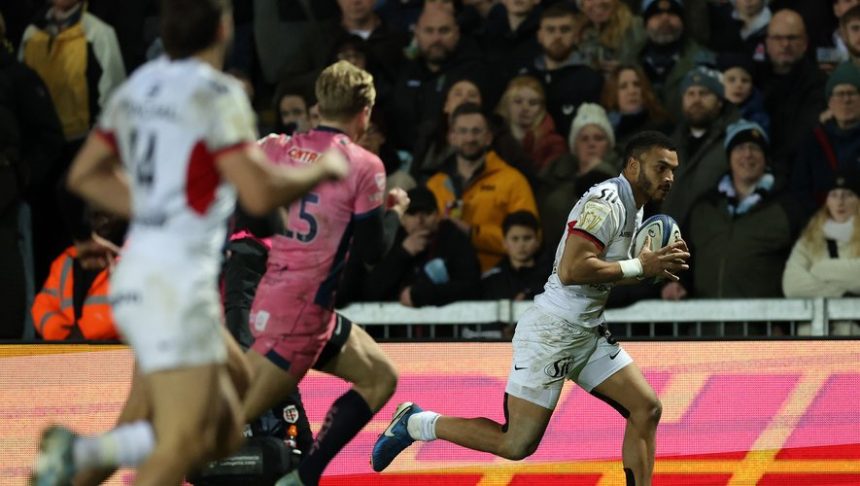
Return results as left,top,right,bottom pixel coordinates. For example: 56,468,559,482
298,389,373,486
406,411,440,441
624,467,635,485
73,421,156,469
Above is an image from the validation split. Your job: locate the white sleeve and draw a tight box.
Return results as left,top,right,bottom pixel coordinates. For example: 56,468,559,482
95,86,122,135
206,83,258,153
567,197,621,249
85,14,127,109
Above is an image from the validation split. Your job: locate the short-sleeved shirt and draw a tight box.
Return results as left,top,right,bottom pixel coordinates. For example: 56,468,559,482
96,56,257,272
534,176,643,327
259,127,386,309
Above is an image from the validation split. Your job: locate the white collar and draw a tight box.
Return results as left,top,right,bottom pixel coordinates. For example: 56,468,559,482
733,7,771,40
824,217,855,243
834,30,849,57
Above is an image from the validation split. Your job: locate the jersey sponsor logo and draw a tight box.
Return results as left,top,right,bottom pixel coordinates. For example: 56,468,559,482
109,292,142,307
544,357,573,379
253,310,270,332
374,173,386,191
283,405,300,424
117,99,178,121
136,212,167,227
597,188,618,204
288,147,320,164
369,173,386,204
576,200,611,233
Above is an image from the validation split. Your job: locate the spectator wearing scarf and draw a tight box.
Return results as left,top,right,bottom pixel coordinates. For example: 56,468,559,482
685,120,804,298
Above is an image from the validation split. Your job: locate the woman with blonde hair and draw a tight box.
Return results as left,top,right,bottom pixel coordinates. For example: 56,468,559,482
574,0,645,75
783,170,860,334
496,75,566,171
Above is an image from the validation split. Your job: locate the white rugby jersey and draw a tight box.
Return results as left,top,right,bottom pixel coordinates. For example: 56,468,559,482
95,56,257,265
534,175,643,327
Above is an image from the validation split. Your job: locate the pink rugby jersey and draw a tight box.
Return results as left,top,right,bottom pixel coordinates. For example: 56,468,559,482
259,127,386,308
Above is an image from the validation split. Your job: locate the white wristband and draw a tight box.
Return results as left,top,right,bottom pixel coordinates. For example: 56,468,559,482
618,258,643,279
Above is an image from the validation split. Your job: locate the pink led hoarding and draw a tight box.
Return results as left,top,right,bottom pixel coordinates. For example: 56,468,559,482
1,342,859,485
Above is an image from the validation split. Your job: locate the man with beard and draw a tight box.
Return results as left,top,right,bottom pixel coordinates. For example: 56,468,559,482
756,9,827,170
425,103,538,272
662,66,739,228
519,3,603,138
371,131,690,486
625,0,714,121
842,6,860,68
386,5,484,151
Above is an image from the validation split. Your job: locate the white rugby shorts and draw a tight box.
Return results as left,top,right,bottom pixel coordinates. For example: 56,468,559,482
109,254,226,374
506,305,633,409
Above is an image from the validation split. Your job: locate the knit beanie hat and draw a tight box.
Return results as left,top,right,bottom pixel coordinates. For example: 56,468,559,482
642,0,684,21
568,103,616,150
724,119,769,156
717,52,754,76
831,168,860,197
826,62,860,99
681,66,724,99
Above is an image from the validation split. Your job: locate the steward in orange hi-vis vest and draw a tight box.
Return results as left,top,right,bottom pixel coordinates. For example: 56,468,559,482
32,246,117,340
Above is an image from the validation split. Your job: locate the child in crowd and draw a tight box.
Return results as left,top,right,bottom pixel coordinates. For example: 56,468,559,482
718,52,770,134
481,211,552,339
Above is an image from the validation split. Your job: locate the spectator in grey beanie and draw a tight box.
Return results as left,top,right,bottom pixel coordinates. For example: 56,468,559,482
662,65,739,226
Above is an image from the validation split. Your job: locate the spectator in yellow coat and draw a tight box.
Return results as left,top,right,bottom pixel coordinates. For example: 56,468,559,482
426,103,538,271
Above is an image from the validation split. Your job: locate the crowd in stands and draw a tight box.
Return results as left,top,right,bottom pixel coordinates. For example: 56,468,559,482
2,0,860,341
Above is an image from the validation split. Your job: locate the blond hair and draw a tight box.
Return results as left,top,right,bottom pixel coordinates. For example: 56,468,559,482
315,60,376,122
575,0,635,52
496,75,548,138
800,203,860,257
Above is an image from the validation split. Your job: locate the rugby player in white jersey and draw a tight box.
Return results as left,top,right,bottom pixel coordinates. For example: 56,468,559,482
30,1,349,485
372,131,690,486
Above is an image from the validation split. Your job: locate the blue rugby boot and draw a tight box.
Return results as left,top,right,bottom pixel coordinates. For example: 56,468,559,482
370,402,423,472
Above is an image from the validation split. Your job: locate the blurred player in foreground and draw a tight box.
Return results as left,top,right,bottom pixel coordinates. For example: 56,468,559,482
372,131,690,486
31,0,348,485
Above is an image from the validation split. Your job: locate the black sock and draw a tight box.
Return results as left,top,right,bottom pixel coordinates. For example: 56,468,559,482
624,467,635,486
298,389,373,485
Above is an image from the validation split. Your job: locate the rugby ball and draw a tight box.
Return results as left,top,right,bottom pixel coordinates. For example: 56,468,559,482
633,214,682,255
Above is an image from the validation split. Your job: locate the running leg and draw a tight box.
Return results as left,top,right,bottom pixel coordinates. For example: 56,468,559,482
591,363,662,486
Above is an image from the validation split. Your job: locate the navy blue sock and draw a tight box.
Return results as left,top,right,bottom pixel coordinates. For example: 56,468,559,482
298,389,373,485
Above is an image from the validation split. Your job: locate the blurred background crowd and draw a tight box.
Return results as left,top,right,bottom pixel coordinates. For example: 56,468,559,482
1,0,859,341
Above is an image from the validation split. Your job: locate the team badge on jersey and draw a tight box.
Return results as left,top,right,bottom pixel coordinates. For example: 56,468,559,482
576,200,611,233
283,405,300,424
